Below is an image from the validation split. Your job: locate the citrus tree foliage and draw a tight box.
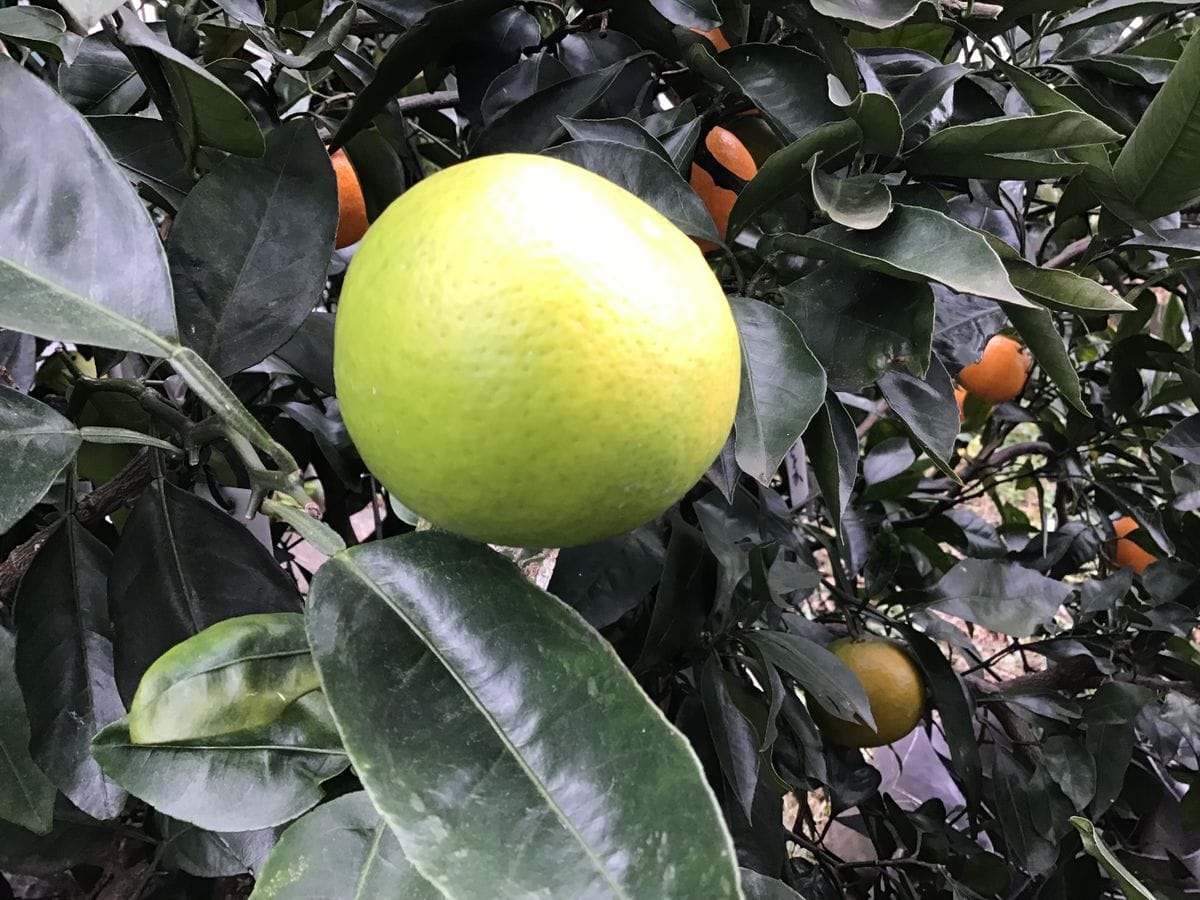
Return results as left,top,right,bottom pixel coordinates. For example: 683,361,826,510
0,0,1199,898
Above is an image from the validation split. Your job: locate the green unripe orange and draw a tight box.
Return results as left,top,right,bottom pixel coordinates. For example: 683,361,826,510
334,154,741,548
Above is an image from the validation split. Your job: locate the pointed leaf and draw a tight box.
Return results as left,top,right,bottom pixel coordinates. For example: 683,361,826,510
0,387,81,533
90,116,193,212
251,793,441,899
877,356,959,474
810,168,893,230
1006,303,1088,414
1113,30,1200,218
158,817,279,878
811,0,936,29
745,630,876,730
739,868,808,899
129,613,318,745
307,532,741,900
1005,260,1133,313
544,140,719,240
93,694,348,832
15,521,127,820
108,480,301,703
558,116,673,164
0,628,55,834
650,0,720,28
700,655,760,821
803,393,858,529
0,8,80,63
782,266,934,389
766,206,1031,307
730,298,827,485
717,44,843,143
170,119,337,376
1070,817,1158,900
0,59,176,355
931,558,1074,636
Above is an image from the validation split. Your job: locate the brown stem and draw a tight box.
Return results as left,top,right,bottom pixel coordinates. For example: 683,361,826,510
1044,236,1093,270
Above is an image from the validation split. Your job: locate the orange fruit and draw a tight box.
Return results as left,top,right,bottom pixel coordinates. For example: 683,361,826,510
955,386,967,422
690,26,729,51
1111,516,1157,574
331,149,368,249
691,126,758,252
956,335,1031,404
809,637,926,748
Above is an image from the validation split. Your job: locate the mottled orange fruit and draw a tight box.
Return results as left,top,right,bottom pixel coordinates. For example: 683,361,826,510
331,149,369,249
956,335,1031,404
1111,516,1158,574
809,637,927,748
690,26,730,51
690,125,758,252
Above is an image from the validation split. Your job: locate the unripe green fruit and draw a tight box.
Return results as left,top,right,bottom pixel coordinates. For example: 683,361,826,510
334,154,741,548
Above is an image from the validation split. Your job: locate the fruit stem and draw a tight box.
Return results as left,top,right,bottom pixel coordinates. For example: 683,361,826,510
261,496,347,558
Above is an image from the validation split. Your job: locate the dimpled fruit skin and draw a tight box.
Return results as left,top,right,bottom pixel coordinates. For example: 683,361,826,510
334,153,741,548
809,638,926,748
956,334,1031,405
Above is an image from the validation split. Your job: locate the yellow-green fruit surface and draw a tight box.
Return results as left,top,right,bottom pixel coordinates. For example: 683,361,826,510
809,637,926,748
334,153,741,548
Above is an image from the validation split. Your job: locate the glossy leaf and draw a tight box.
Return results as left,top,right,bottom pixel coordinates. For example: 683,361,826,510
0,387,81,533
0,7,80,63
766,206,1030,307
58,33,144,115
108,480,301,703
1007,303,1088,415
701,656,760,821
251,793,440,899
649,0,720,28
803,393,858,529
1070,817,1158,900
15,521,127,820
745,630,875,729
307,532,741,899
90,116,193,212
559,116,673,163
1158,414,1200,464
129,613,317,745
931,558,1074,636
544,140,719,240
170,119,337,376
0,628,55,834
113,11,264,164
1113,30,1200,219
811,0,935,28
159,818,278,878
829,79,903,157
782,266,934,389
58,0,126,30
730,298,827,485
810,167,892,230
717,44,843,142
739,868,807,899
992,750,1057,875
877,357,958,474
728,119,860,238
547,527,667,629
1005,259,1133,313
247,3,356,70
0,58,176,356
92,693,348,831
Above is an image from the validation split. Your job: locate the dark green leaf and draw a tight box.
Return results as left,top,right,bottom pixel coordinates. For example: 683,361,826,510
802,393,858,529
90,116,193,212
810,167,893,230
58,0,125,31
170,118,336,376
830,80,903,157
247,3,356,70
701,655,760,821
877,357,958,474
250,793,439,899
544,140,719,240
1112,30,1200,219
649,0,720,28
482,54,569,124
1084,721,1134,817
863,436,916,485
0,628,55,834
547,526,666,629
728,118,860,238
1157,413,1200,464
811,0,936,29
783,266,934,389
59,34,143,115
902,627,982,811
659,117,703,171
92,693,348,831
931,558,1074,636
129,614,317,745
717,44,843,143
108,480,301,703
559,116,673,163
766,206,1029,306
1057,0,1195,31
730,298,827,484
1042,736,1096,810
113,11,264,164
274,311,335,395
992,750,1058,876
307,532,740,899
739,867,808,899
0,58,176,355
343,127,408,222
15,521,127,820
0,387,80,533
1005,259,1134,313
1006,304,1088,415
1069,817,1158,900
0,7,80,63
745,630,876,730
1122,228,1200,255
636,515,712,672
474,59,633,155
159,818,278,878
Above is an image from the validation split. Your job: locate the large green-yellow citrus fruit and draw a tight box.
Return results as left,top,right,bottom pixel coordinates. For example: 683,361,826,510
809,637,926,748
334,153,741,548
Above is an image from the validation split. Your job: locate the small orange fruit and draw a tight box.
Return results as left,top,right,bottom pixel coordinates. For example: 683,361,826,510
956,335,1031,404
331,149,369,249
690,26,729,51
1111,516,1158,574
809,637,926,748
690,126,758,251
955,386,967,422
